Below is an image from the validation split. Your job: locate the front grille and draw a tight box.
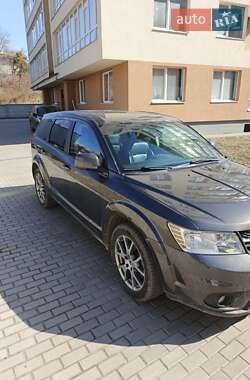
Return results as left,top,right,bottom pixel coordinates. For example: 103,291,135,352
240,231,250,253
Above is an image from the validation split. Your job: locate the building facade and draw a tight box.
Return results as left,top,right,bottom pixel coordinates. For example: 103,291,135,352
23,0,250,128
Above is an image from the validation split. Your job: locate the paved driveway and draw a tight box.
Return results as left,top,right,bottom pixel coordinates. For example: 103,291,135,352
0,119,250,380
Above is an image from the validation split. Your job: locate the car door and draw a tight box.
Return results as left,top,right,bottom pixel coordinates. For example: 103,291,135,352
64,120,108,229
45,119,74,198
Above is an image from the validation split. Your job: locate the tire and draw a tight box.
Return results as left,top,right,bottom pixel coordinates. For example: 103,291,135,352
110,224,162,302
34,169,57,208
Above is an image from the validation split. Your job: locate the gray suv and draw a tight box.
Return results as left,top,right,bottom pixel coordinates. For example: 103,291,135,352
31,111,250,317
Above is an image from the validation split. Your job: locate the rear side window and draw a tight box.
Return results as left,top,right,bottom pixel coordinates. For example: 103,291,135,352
49,119,72,151
70,121,102,156
37,106,58,116
35,119,54,141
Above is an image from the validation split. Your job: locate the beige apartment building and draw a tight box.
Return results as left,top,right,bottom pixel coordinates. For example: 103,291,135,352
23,0,250,129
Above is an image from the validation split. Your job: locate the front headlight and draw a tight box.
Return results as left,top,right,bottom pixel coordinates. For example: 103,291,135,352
168,223,245,255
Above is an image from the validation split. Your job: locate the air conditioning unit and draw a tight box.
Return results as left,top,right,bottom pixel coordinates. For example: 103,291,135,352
248,17,250,29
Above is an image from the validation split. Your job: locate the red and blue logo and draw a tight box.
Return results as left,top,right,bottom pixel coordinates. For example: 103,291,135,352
171,8,244,32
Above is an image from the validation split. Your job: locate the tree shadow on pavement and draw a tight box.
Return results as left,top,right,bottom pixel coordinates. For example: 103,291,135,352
0,185,240,350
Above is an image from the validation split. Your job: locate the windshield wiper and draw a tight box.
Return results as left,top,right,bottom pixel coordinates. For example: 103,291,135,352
124,166,168,173
170,158,220,169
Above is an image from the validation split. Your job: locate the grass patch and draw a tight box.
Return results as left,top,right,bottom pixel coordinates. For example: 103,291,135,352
212,135,250,167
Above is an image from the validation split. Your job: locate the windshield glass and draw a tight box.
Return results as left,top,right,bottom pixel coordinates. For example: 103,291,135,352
37,106,58,116
104,119,220,171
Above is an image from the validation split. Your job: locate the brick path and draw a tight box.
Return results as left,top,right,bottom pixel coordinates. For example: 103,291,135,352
0,120,250,379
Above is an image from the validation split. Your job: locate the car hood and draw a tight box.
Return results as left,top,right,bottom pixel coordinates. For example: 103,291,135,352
126,160,250,231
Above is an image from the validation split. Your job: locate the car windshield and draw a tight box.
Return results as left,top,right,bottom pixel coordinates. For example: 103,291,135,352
37,106,57,116
104,118,220,171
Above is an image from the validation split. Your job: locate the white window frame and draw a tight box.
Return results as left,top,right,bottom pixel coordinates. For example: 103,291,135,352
153,0,188,33
102,71,113,103
211,70,239,103
27,6,45,53
216,3,247,40
55,0,98,66
152,67,185,103
79,80,86,104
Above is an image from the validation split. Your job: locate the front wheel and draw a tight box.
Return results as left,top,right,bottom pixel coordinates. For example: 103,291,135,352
34,169,57,208
110,224,162,302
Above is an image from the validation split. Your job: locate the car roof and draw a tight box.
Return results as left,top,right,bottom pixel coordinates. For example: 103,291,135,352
43,110,179,128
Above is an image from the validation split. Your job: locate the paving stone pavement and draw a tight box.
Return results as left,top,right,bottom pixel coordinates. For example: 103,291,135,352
0,119,250,380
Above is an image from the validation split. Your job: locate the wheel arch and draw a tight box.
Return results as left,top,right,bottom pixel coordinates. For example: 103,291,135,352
102,202,162,249
32,156,50,187
102,202,167,290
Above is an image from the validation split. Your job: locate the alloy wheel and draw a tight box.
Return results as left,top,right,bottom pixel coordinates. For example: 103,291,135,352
35,172,46,204
115,235,145,291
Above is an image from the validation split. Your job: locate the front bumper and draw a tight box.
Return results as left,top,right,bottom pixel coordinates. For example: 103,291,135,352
163,246,250,317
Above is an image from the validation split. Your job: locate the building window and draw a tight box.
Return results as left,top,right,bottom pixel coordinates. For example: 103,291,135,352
53,0,65,15
27,6,44,53
55,0,97,65
152,68,184,102
30,47,48,83
212,71,239,102
154,0,187,30
79,80,86,103
102,71,113,103
24,0,35,23
217,4,245,39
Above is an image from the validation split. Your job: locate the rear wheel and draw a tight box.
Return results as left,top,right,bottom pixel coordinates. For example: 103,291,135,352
34,169,57,208
110,224,162,302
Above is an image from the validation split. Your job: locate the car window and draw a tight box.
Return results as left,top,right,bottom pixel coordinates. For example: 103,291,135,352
35,119,54,141
49,119,71,151
37,106,58,116
104,119,220,170
70,121,102,156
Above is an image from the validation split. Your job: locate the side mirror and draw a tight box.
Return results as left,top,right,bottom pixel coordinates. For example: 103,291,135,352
74,152,102,170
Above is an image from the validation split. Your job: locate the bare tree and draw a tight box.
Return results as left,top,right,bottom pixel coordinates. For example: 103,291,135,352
0,27,10,53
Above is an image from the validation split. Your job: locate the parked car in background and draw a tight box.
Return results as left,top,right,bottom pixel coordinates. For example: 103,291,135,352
31,111,250,317
29,105,59,132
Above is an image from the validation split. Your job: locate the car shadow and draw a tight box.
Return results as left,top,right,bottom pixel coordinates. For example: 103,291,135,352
0,119,31,145
0,185,241,349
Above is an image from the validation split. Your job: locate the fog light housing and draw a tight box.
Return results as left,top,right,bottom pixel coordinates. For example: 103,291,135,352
205,294,234,308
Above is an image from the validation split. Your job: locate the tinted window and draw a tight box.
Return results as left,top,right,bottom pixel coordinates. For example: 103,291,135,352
37,106,58,116
70,121,102,156
35,119,54,141
49,119,71,151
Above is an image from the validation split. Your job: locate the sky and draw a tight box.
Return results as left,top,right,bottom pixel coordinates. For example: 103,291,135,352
0,0,27,53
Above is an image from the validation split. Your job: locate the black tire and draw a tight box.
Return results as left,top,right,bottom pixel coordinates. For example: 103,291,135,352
34,169,57,208
110,224,162,302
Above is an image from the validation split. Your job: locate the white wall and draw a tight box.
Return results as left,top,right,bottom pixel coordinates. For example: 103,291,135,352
101,0,250,68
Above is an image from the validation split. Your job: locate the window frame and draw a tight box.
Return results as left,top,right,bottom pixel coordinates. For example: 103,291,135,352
216,3,247,40
48,119,72,152
69,120,103,157
55,0,98,66
211,70,240,103
152,67,185,103
102,70,113,104
153,0,188,34
27,6,45,53
79,80,87,104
